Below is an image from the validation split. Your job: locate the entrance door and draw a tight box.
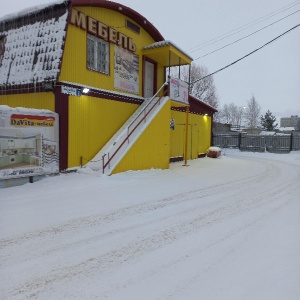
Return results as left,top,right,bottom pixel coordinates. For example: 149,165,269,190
144,60,155,98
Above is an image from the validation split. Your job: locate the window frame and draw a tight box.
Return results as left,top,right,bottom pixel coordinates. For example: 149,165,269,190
0,36,6,63
87,34,109,75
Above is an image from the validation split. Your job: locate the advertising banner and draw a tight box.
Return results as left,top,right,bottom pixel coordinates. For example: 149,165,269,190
169,77,189,105
0,106,59,180
114,45,139,94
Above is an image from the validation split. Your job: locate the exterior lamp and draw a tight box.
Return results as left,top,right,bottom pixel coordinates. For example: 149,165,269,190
82,88,89,94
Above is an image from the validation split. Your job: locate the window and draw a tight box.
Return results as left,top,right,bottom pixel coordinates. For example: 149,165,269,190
0,36,6,61
87,35,109,74
126,20,140,34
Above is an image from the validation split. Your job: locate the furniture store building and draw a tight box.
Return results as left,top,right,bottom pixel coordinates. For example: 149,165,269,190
0,0,217,180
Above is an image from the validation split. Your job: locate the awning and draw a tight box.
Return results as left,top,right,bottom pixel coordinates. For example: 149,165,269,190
143,40,193,67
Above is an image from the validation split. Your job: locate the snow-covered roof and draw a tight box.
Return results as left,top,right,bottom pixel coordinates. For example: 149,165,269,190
0,1,67,23
0,104,54,114
0,2,68,86
278,127,295,131
259,131,276,136
144,40,193,61
189,95,218,113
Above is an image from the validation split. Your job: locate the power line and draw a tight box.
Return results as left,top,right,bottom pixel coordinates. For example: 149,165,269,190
193,9,300,61
191,23,300,84
187,0,300,53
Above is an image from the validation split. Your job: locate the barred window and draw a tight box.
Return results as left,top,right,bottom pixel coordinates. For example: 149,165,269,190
87,35,109,74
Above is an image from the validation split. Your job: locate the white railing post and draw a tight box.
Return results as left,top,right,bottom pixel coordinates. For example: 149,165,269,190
102,81,168,174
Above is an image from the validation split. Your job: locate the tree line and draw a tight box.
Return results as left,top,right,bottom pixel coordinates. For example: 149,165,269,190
171,63,279,131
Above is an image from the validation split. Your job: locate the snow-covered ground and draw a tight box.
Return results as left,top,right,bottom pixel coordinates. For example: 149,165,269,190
1,149,300,300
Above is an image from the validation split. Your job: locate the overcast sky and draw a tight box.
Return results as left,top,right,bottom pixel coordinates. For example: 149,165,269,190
1,0,299,119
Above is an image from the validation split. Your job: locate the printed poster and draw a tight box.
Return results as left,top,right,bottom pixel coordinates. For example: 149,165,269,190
114,45,139,94
0,105,59,179
169,77,189,105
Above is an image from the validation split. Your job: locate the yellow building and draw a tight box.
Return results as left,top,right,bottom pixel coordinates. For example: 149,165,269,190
0,0,217,175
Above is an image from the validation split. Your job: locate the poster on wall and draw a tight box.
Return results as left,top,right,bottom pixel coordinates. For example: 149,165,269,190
169,77,189,106
0,105,59,180
114,45,139,94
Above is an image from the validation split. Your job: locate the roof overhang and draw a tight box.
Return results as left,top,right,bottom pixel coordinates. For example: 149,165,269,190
171,95,218,114
171,100,189,108
143,40,193,67
71,0,164,42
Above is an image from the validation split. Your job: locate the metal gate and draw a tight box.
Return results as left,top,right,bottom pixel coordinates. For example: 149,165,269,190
213,132,300,153
213,134,239,149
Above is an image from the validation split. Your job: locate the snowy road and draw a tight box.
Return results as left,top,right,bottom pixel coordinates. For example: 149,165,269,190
1,150,300,299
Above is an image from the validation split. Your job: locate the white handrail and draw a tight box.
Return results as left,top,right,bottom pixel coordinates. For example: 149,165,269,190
127,81,168,133
102,82,169,173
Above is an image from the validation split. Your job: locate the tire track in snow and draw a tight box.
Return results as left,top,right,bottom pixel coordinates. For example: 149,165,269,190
0,158,296,270
159,196,299,300
99,160,300,299
12,187,298,300
2,156,299,299
0,156,284,270
0,155,282,250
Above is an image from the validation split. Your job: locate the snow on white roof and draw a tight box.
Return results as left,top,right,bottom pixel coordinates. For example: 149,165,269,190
144,40,193,61
259,131,276,136
0,0,67,22
278,127,295,131
0,104,54,114
0,5,68,86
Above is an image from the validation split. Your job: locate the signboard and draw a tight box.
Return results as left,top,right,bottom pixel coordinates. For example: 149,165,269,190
114,45,139,94
61,85,82,96
0,106,59,180
169,77,189,105
10,114,55,127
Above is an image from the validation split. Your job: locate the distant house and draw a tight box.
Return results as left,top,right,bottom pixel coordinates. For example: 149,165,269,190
0,0,217,176
213,122,232,133
280,115,300,128
277,127,296,134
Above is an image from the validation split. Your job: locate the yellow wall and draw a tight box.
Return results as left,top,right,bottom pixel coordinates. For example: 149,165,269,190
170,110,212,160
68,95,139,168
60,7,165,96
112,99,171,174
0,93,55,111
62,6,168,170
198,114,212,154
0,5,213,176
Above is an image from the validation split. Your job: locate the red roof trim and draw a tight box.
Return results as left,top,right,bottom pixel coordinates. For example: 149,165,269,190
11,114,55,121
189,95,218,113
171,95,218,116
71,0,164,42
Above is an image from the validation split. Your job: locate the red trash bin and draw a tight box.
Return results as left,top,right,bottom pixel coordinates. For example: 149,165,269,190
206,146,221,158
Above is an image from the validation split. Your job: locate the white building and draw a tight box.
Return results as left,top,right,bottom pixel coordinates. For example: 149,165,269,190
280,115,300,128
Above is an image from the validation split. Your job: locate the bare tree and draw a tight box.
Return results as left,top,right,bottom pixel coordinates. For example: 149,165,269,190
245,95,261,129
220,103,233,124
171,63,219,109
219,103,244,127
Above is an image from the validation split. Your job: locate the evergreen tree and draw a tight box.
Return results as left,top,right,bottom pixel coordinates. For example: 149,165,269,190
260,110,278,131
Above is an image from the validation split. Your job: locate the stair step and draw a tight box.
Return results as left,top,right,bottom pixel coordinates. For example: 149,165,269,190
85,86,169,174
